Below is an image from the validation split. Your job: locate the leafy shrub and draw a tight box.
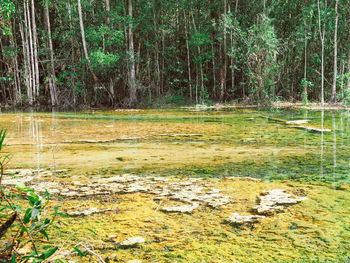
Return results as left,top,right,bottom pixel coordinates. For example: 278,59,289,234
0,129,65,262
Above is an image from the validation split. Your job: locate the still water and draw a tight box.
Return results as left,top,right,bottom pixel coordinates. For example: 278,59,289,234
1,108,349,184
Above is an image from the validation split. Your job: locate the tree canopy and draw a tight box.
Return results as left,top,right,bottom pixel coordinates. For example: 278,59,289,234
0,0,349,107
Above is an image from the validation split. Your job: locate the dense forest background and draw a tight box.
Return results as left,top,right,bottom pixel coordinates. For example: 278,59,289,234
0,0,349,108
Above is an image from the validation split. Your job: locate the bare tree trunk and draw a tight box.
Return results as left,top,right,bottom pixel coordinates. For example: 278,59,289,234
220,0,227,101
31,0,39,98
184,13,192,101
78,0,98,103
340,59,344,102
128,0,137,105
23,1,33,105
136,40,141,77
19,24,27,101
229,5,234,97
304,30,308,100
10,27,21,105
161,27,165,94
45,0,58,106
211,43,216,99
67,0,76,105
14,43,22,104
152,3,160,96
26,0,35,104
105,0,114,105
210,0,217,100
78,0,89,63
320,110,324,176
191,13,201,105
105,0,110,24
331,0,338,103
347,49,350,92
109,79,114,105
318,0,326,106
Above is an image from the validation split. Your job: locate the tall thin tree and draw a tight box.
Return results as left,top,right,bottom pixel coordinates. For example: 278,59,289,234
45,0,58,106
128,0,137,105
331,0,338,103
317,0,327,106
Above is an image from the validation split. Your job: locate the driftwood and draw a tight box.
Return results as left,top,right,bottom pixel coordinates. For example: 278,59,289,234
262,116,331,133
0,213,17,238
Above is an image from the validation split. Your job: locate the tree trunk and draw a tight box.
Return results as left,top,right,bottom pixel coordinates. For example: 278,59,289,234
23,1,33,105
78,0,89,63
26,0,35,104
10,26,21,105
331,0,338,103
128,0,137,106
161,27,165,94
31,0,39,98
105,0,110,24
105,0,114,105
318,0,326,106
211,43,216,99
67,0,76,105
191,13,201,105
340,59,344,102
78,0,98,100
220,0,227,101
229,5,235,97
45,0,58,106
347,49,350,92
304,31,308,100
184,13,192,101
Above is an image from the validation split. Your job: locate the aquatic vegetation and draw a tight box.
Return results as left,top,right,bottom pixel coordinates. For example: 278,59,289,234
0,108,349,262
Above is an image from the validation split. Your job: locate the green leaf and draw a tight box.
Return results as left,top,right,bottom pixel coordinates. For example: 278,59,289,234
87,228,97,235
40,229,49,240
38,247,58,260
24,208,32,224
73,246,84,257
57,212,69,218
10,252,16,263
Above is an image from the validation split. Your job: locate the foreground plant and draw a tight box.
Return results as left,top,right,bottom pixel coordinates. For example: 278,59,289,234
0,129,65,262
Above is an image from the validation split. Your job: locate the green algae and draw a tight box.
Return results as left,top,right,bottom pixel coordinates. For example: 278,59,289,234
1,107,350,262
40,178,350,263
1,108,350,184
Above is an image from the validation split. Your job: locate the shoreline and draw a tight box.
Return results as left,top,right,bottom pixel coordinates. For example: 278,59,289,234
1,101,350,112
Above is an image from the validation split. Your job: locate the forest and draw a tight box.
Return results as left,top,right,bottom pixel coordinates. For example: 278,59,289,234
0,0,349,108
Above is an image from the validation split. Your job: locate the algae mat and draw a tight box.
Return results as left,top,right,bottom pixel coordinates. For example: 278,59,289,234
1,108,350,262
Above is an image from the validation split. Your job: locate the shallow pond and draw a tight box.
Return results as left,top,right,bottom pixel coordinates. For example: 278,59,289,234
1,107,350,262
1,107,350,184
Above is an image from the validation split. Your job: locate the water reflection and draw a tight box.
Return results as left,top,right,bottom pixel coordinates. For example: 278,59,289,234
320,110,324,177
1,108,350,183
29,110,43,174
332,112,337,185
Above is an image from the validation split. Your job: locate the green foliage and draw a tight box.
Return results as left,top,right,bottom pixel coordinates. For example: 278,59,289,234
90,50,120,72
301,78,313,104
0,0,15,35
342,83,350,105
246,14,280,104
0,0,349,106
165,90,186,106
0,129,66,262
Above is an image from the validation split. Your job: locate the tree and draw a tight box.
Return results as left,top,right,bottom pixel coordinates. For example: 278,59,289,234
317,0,327,106
331,0,338,103
128,0,137,106
45,0,58,106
